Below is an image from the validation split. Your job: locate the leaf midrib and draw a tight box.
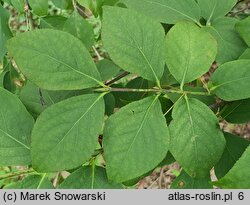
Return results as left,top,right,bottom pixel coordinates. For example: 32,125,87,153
180,27,191,89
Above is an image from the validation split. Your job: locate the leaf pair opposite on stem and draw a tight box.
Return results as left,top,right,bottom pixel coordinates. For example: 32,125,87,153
0,0,250,189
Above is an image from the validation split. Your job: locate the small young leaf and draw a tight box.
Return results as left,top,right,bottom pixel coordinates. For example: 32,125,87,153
29,0,48,16
203,17,247,64
236,17,250,47
102,6,166,84
0,88,34,166
221,99,250,124
169,97,225,178
166,21,217,86
122,0,201,24
214,133,249,179
31,94,105,172
4,175,53,189
197,0,237,23
7,29,103,90
63,11,95,49
211,60,250,101
104,96,169,182
213,145,250,188
59,166,123,189
171,170,212,189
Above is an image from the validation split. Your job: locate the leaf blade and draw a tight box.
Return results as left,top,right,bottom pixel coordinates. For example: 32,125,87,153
102,6,165,84
0,88,34,166
197,0,237,22
122,0,201,24
166,21,217,86
104,96,169,182
169,97,225,178
7,29,103,90
211,60,250,101
31,94,105,172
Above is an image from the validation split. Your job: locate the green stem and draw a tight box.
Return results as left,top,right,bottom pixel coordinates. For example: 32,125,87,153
0,169,35,180
94,87,211,96
91,159,96,189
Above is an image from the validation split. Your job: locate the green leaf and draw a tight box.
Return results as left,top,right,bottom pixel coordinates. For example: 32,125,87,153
236,16,250,47
203,17,247,65
197,0,237,23
4,175,53,189
10,0,24,13
63,11,95,49
59,166,123,189
0,5,12,62
169,96,225,178
29,0,48,16
240,48,250,59
104,96,169,182
214,133,249,179
96,59,120,81
166,21,217,86
19,81,81,118
40,16,68,29
221,99,250,124
171,170,212,189
31,94,105,172
122,0,201,24
211,60,250,101
213,145,250,188
7,29,103,90
0,88,34,166
102,6,165,85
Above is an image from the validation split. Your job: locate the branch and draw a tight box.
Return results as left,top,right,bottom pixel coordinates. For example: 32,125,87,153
105,71,130,86
0,169,35,180
24,0,30,31
94,87,211,96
